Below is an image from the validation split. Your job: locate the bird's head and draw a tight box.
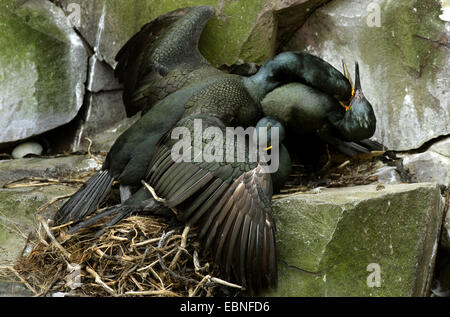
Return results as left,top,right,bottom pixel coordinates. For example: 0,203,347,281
253,116,286,152
253,116,288,175
339,61,371,112
336,61,376,140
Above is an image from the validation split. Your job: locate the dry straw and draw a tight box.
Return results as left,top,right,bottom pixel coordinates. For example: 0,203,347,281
0,212,241,297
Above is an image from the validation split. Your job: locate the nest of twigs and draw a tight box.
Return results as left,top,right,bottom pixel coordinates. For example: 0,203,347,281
1,213,242,297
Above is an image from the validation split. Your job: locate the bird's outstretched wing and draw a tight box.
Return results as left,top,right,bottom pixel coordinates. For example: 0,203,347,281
144,115,277,292
199,164,277,292
115,6,220,116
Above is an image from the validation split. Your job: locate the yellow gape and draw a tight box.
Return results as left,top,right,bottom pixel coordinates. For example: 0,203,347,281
340,61,355,111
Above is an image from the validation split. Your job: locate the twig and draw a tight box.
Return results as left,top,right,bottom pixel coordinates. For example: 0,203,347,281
319,144,332,172
142,180,177,215
210,277,242,289
169,226,190,270
50,221,74,231
337,160,350,169
0,153,12,159
38,216,71,259
136,248,178,272
141,180,166,203
5,182,56,188
193,250,209,273
190,275,210,297
1,265,38,295
3,177,86,189
85,137,104,165
86,266,116,296
36,193,75,214
149,266,165,290
130,275,145,291
190,275,242,297
124,289,179,296
133,237,162,247
157,230,198,285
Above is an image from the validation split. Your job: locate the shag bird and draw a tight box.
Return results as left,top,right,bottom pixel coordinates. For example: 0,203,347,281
53,6,355,291
261,62,378,157
68,115,289,292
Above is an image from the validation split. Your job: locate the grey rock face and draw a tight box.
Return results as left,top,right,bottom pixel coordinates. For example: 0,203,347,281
71,91,132,153
75,114,140,154
429,136,450,158
402,137,450,187
371,166,403,184
285,0,449,151
0,154,102,268
442,207,450,251
0,281,34,297
0,155,102,188
59,0,149,68
87,56,122,93
0,0,87,144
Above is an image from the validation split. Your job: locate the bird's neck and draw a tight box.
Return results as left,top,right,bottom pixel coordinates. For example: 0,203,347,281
244,51,351,103
244,53,302,102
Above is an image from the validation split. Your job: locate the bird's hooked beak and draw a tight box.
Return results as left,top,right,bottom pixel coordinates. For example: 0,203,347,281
339,61,360,111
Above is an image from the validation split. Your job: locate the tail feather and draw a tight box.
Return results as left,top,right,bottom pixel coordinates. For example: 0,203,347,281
78,171,115,220
54,170,114,225
67,205,137,238
356,139,385,151
338,141,370,157
66,195,168,238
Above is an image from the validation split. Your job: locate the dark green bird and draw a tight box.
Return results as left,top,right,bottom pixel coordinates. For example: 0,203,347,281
261,62,378,157
53,6,356,292
67,115,288,292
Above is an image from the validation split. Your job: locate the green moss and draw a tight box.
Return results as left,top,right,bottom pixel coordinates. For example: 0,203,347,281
272,199,345,272
199,0,266,66
0,186,75,263
239,10,277,65
15,3,68,43
266,264,325,297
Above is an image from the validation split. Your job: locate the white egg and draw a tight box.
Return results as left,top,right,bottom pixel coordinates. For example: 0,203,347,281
11,142,43,159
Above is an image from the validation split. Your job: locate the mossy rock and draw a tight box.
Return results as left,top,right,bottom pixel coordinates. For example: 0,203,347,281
0,186,77,264
265,183,444,296
0,0,87,144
